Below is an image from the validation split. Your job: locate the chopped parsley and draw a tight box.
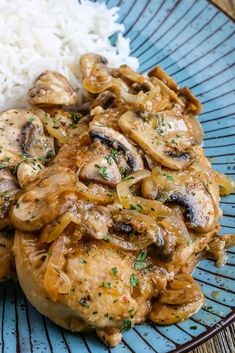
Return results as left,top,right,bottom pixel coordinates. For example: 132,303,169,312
103,233,110,242
110,149,118,161
46,150,54,159
79,259,87,264
106,149,119,165
129,273,139,287
95,164,109,180
105,155,113,165
102,281,112,289
119,166,128,177
130,204,143,213
156,116,166,136
129,307,135,318
14,200,20,209
123,175,134,181
71,112,82,123
27,117,34,124
121,319,132,332
190,326,197,330
0,191,9,201
111,267,118,276
134,251,149,270
137,111,148,121
38,150,54,161
166,175,174,181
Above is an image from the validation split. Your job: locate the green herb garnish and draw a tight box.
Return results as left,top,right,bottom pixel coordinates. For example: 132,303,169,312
71,112,82,123
130,204,143,213
102,281,112,289
111,267,118,276
103,233,110,242
95,164,109,180
166,175,174,181
129,273,139,287
121,319,132,331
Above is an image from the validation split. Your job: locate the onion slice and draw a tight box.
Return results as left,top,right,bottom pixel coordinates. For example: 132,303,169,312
40,211,81,243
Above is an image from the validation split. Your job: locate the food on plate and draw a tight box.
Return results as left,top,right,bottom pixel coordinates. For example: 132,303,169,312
0,53,234,347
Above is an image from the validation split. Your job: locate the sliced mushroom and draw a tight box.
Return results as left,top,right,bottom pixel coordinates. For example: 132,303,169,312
10,166,77,231
119,111,194,170
80,53,108,79
159,274,202,305
149,274,204,325
17,160,44,188
179,87,202,115
0,109,54,164
0,169,20,229
145,167,218,233
148,66,179,92
78,141,122,187
91,91,116,110
89,120,144,172
27,71,78,107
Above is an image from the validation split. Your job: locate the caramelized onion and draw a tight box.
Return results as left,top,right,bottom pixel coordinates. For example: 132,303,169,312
116,171,190,243
44,235,71,301
149,296,204,325
41,112,68,144
214,171,234,196
109,209,159,250
40,211,81,243
76,180,115,205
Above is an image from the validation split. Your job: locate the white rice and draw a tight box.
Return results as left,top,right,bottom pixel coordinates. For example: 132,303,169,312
0,0,138,111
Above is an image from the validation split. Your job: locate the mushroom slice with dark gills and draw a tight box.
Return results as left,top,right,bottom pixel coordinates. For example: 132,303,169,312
0,168,20,229
143,166,218,233
27,71,78,107
119,111,195,171
10,166,78,232
89,120,144,173
77,141,122,187
0,109,54,163
14,230,168,347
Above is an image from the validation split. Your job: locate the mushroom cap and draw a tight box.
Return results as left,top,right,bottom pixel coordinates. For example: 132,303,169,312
27,71,78,107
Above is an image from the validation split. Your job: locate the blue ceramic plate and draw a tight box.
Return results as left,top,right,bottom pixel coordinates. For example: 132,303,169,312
1,0,235,352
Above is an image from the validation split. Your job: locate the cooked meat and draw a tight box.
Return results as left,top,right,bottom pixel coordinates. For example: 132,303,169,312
28,71,78,106
0,230,15,281
14,231,168,346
